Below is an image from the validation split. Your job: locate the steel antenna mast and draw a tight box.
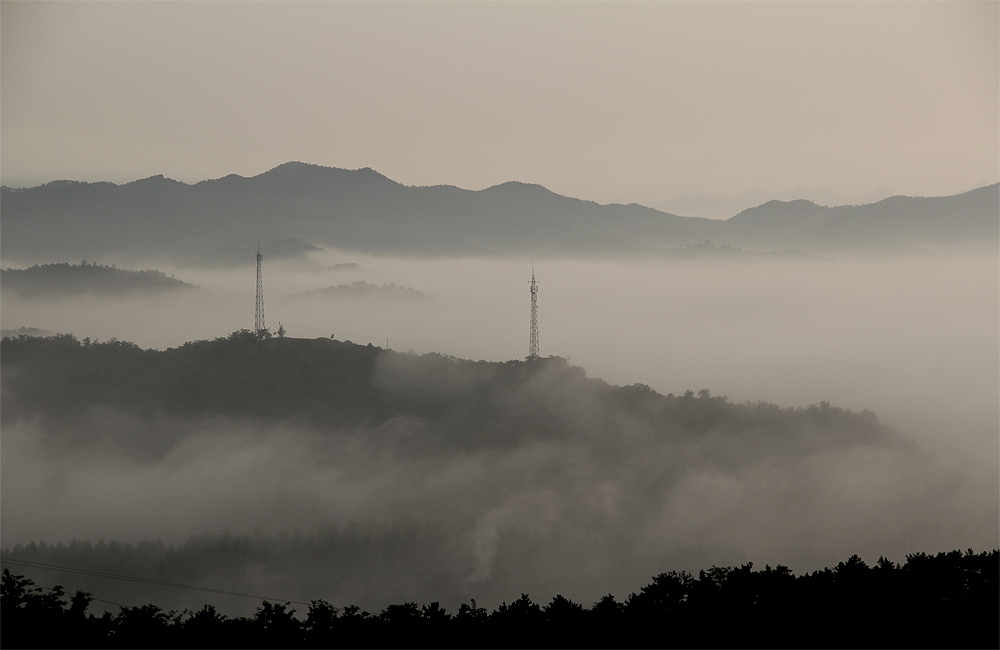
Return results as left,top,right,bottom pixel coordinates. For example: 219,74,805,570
254,241,266,335
528,265,539,359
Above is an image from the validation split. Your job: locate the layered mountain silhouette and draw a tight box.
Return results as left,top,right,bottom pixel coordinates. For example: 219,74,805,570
2,162,995,262
654,186,896,220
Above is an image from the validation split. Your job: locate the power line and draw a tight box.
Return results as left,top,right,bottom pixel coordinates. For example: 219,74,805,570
33,583,129,609
1,557,310,606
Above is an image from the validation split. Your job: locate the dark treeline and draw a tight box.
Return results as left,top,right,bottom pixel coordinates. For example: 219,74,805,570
0,262,197,299
3,549,997,649
0,526,464,617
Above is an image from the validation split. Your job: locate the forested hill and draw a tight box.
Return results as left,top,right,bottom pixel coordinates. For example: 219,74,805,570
1,262,198,299
4,333,991,626
2,332,888,454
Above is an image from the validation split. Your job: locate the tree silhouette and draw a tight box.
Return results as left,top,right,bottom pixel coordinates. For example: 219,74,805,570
1,551,998,648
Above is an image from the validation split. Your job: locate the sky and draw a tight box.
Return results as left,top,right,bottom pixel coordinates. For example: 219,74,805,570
1,1,997,206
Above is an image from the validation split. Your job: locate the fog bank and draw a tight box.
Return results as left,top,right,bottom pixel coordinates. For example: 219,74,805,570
2,251,995,612
4,250,995,468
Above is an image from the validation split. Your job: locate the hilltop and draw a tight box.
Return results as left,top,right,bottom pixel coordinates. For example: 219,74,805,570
1,331,890,455
0,262,198,299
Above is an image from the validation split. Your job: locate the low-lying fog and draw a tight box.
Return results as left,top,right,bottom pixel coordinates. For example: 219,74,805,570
2,250,997,612
4,250,995,466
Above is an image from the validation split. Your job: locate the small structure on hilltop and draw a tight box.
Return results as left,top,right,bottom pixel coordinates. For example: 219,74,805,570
528,266,539,360
255,242,266,336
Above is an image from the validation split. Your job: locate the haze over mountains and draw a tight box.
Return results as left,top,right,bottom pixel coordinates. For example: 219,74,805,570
2,162,996,264
654,186,898,220
1,0,997,634
1,161,996,620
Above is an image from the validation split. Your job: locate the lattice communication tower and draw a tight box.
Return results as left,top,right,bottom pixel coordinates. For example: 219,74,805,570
528,267,539,359
255,242,266,334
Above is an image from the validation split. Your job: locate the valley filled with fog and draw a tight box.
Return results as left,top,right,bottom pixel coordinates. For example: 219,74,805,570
2,2,996,634
4,249,996,469
2,249,996,615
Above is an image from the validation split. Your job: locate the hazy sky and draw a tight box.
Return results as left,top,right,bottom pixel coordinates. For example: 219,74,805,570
2,1,997,205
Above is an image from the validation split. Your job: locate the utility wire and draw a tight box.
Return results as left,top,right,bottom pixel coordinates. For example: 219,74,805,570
34,583,129,609
1,557,310,606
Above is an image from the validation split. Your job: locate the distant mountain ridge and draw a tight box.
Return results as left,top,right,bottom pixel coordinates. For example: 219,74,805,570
2,162,995,262
655,186,897,220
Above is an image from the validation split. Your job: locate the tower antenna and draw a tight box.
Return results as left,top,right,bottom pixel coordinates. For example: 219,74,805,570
255,241,266,335
528,264,539,360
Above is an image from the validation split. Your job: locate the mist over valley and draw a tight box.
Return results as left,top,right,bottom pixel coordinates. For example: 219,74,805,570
2,330,994,616
1,168,996,619
2,3,996,643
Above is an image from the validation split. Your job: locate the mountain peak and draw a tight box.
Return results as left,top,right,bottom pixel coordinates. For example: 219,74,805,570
480,180,557,196
728,198,825,222
127,174,185,187
254,162,400,189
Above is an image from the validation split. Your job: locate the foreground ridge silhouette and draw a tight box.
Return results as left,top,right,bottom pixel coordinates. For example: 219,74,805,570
2,549,997,649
